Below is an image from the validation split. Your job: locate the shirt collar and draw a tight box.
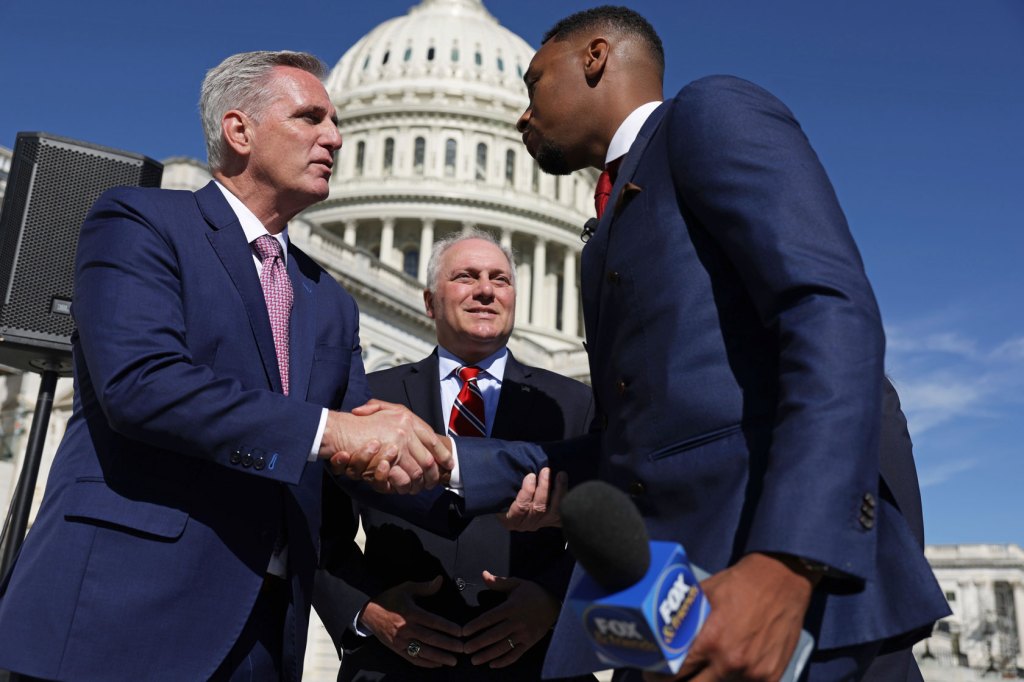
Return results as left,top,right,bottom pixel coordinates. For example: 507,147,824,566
214,180,288,265
437,345,508,383
605,101,663,167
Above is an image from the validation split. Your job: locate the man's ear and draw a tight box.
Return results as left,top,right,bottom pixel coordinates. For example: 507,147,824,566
221,110,252,158
584,38,610,85
423,289,436,319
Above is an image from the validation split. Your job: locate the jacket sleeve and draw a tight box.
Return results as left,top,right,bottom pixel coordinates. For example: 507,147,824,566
667,76,883,579
73,188,325,485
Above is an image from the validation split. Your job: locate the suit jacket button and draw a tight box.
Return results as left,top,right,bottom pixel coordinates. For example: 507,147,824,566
230,449,243,465
615,379,627,396
455,577,466,591
254,455,267,471
241,452,254,468
859,513,874,529
629,481,646,497
863,493,876,509
607,271,620,284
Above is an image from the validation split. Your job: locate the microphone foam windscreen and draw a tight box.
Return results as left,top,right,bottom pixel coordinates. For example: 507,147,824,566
561,480,651,592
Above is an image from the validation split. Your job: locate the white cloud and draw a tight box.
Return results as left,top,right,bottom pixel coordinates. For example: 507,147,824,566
918,457,982,488
885,324,1024,439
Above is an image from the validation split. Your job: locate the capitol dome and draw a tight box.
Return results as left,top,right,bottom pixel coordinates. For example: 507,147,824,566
302,0,596,378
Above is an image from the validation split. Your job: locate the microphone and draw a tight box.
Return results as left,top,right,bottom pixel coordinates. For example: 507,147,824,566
581,218,598,242
560,480,814,678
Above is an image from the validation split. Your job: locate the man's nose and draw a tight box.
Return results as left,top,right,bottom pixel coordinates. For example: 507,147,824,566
324,125,343,152
515,109,530,134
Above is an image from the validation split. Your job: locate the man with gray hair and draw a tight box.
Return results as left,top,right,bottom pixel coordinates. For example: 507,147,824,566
315,231,596,681
0,50,449,681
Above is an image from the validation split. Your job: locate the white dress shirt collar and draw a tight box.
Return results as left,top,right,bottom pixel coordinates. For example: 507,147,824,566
436,345,508,383
605,100,663,167
214,180,288,265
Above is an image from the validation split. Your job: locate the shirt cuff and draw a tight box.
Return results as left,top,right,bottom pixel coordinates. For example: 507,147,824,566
353,603,373,638
445,437,463,497
309,408,328,462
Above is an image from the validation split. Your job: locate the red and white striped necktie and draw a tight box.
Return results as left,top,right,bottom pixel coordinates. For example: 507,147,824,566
448,366,486,438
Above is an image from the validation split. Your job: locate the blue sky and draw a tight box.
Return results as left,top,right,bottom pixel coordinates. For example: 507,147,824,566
1,0,1021,545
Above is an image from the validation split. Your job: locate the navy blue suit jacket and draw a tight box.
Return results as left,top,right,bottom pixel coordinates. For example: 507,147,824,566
315,350,595,680
457,77,949,675
0,182,368,681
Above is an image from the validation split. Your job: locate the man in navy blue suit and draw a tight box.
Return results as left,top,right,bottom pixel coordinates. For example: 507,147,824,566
330,7,952,682
0,50,448,681
315,232,596,681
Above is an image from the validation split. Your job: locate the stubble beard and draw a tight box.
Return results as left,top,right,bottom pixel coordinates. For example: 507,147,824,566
534,138,572,176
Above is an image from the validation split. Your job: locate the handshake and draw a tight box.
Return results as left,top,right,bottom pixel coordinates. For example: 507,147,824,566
318,399,454,494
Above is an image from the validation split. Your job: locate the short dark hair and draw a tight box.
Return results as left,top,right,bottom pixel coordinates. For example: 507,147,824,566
542,6,664,76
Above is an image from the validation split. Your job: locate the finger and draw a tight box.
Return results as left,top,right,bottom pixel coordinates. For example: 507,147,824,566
467,629,516,665
461,595,517,639
480,570,519,594
385,460,415,494
412,419,452,473
403,629,463,662
350,402,387,416
532,467,551,513
485,640,527,668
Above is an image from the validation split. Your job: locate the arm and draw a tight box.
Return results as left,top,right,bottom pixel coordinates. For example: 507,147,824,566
75,189,323,484
669,77,883,577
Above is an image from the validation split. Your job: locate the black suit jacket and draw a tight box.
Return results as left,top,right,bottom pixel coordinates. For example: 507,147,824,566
316,349,595,680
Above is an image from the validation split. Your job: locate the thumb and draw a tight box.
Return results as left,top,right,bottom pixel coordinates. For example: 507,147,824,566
481,570,519,593
409,575,444,596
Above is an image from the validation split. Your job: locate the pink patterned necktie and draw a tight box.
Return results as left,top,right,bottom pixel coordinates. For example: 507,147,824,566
448,366,486,437
253,234,293,395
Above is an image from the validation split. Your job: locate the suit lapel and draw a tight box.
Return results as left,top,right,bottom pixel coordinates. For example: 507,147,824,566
404,351,446,433
287,248,316,400
491,353,535,440
198,182,281,393
581,103,669,351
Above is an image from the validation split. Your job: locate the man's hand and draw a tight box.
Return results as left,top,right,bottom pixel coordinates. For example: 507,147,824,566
644,552,817,682
321,400,453,494
499,467,567,531
461,571,561,668
359,577,463,669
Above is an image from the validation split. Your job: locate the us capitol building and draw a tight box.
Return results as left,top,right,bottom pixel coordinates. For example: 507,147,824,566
0,1,1020,680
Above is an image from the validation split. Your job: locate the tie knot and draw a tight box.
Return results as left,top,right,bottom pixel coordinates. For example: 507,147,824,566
458,366,481,382
253,234,283,263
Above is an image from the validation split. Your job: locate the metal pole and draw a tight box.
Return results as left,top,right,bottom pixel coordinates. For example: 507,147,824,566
0,368,59,577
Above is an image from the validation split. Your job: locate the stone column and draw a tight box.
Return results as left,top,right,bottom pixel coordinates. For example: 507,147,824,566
561,247,578,336
500,229,512,251
462,221,475,235
418,219,435,284
380,218,395,268
342,220,356,246
531,238,547,326
1014,582,1024,668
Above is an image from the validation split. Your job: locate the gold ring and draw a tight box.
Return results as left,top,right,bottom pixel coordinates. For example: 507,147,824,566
507,638,516,650
407,640,422,657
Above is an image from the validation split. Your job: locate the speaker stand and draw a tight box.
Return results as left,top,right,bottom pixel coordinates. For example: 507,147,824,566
0,366,59,578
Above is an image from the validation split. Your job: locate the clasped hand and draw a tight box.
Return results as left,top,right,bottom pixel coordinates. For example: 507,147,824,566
320,399,453,494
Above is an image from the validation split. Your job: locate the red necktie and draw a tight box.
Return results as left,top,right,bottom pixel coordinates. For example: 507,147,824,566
253,234,293,395
448,366,486,437
593,157,622,219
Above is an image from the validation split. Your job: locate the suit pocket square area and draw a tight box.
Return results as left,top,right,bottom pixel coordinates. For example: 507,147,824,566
613,182,643,215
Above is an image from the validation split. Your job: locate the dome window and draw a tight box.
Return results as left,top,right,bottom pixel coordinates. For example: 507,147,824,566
517,64,523,78
403,248,419,278
382,51,390,65
474,51,482,66
505,150,515,186
355,141,366,177
414,137,426,175
427,47,435,61
497,57,504,72
363,55,371,70
445,139,457,178
404,47,413,62
451,47,459,62
475,143,488,181
383,137,395,175
532,161,540,192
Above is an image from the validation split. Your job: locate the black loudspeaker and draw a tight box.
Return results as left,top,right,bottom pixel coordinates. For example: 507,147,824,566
0,132,163,374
